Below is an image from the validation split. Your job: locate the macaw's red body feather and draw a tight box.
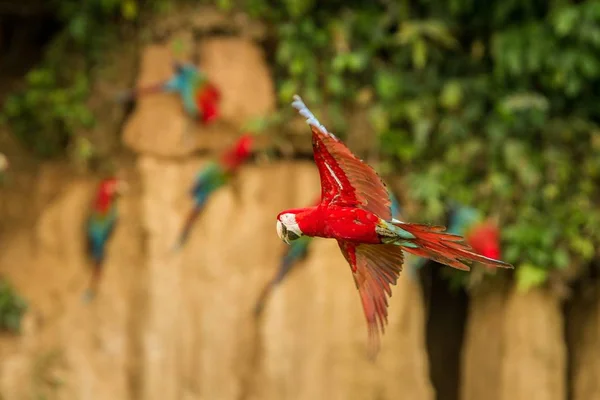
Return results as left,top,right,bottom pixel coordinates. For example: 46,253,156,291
220,134,253,172
465,222,501,261
276,95,513,358
196,83,221,124
294,206,381,244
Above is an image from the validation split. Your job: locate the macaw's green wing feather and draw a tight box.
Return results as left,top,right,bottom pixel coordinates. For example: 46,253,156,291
173,163,228,252
190,162,227,199
87,206,118,265
84,205,118,302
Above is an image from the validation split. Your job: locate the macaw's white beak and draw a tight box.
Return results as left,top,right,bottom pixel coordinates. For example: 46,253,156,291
276,220,290,245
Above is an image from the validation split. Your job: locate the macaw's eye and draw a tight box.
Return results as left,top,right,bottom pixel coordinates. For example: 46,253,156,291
286,230,300,241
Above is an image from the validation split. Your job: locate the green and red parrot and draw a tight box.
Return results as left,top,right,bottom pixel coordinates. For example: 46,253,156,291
83,177,127,302
275,95,513,356
255,189,403,317
119,62,221,124
173,134,254,251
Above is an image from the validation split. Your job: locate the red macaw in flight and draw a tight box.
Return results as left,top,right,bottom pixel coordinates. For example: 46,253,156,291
255,190,402,317
276,95,513,357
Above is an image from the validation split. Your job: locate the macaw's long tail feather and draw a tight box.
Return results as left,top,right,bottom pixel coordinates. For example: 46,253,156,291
172,206,203,253
254,281,275,317
82,264,103,303
392,222,514,271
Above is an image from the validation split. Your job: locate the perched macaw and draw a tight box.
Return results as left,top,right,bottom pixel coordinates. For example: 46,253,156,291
119,62,221,124
173,134,254,251
255,189,403,317
411,203,502,272
83,178,126,302
275,95,513,357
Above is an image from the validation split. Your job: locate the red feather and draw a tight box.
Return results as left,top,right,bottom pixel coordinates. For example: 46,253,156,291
394,222,512,270
339,241,404,357
295,99,391,220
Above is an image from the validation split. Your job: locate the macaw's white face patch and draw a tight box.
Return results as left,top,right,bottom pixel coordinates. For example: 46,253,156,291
277,213,304,244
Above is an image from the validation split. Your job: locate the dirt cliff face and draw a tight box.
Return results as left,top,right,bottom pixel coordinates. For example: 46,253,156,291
0,160,435,400
461,281,567,400
0,36,435,400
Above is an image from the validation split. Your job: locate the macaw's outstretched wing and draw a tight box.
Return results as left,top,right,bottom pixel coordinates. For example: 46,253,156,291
338,240,404,358
291,95,391,220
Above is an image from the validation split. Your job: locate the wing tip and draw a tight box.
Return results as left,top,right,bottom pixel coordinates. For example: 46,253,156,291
291,94,331,137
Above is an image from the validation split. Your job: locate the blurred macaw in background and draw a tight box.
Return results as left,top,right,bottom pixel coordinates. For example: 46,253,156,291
254,188,403,317
275,95,512,356
173,134,254,251
409,203,502,273
118,62,221,124
83,177,127,302
0,153,8,185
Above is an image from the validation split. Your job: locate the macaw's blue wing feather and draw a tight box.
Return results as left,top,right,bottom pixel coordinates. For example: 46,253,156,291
84,205,118,302
446,203,481,236
164,63,204,118
388,190,402,219
254,236,314,317
87,207,118,265
173,163,228,252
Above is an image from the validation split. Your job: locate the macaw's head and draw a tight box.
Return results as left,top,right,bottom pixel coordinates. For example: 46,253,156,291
95,178,128,213
465,220,501,260
276,211,305,245
221,134,254,171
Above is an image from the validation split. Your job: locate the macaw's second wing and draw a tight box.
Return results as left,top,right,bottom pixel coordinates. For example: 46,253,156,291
292,95,391,220
338,240,404,358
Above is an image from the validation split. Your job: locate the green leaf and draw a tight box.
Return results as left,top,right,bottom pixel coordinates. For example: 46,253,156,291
440,81,462,110
516,263,548,293
413,38,428,69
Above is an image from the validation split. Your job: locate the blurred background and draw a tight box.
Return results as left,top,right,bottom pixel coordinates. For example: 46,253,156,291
0,0,599,399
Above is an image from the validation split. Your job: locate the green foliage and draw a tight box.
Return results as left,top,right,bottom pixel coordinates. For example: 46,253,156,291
3,68,93,158
0,279,27,334
0,0,157,158
5,0,600,290
227,0,600,288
